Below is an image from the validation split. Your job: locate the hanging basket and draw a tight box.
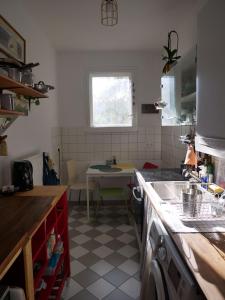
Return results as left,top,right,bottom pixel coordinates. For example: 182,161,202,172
162,30,181,74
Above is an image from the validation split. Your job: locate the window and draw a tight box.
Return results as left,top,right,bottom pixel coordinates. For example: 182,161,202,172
89,72,134,128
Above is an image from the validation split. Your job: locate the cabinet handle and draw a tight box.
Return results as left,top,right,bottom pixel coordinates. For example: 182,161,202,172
132,187,142,202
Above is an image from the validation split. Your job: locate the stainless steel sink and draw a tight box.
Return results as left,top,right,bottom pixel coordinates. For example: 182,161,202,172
151,181,220,221
151,181,193,202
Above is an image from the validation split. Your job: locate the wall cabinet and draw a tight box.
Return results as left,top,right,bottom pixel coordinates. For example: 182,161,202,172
195,0,225,158
196,0,225,157
161,48,196,126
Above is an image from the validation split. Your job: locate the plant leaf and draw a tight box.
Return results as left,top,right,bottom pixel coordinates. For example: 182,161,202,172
171,49,177,56
163,45,170,51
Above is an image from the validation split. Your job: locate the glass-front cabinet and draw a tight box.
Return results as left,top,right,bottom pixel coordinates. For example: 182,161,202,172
161,47,197,126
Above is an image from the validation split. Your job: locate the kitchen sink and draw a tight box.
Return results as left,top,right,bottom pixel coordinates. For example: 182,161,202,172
151,181,191,203
151,181,223,222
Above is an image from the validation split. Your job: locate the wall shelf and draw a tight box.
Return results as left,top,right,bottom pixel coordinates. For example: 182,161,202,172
0,74,48,98
0,109,26,117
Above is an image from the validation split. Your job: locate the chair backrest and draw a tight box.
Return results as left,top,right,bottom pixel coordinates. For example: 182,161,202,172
66,160,77,185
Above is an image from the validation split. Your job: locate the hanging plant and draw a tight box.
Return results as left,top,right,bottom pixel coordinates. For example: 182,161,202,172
162,30,181,74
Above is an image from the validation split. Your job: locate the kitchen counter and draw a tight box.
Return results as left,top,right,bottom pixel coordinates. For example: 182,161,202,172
138,168,186,182
0,185,67,298
172,232,225,300
141,176,225,300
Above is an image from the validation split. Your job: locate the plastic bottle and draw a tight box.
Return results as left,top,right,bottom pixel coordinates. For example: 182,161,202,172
207,156,214,183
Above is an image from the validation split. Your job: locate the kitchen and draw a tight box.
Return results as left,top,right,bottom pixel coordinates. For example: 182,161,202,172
0,0,225,299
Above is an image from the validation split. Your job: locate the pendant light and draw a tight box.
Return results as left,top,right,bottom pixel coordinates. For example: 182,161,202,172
101,0,118,26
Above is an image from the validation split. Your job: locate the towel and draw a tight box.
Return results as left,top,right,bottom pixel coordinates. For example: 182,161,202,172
184,145,197,167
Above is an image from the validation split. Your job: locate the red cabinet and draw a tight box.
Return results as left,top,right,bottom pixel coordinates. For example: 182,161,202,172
32,192,70,300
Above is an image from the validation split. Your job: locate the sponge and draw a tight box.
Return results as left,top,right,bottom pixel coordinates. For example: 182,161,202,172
208,184,224,194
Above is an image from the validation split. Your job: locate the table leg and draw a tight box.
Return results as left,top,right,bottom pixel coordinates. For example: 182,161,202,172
86,175,90,220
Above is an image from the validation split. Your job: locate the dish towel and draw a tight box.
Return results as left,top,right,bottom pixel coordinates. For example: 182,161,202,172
184,144,197,167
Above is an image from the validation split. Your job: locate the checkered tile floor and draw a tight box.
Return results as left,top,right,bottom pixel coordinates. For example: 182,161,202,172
62,205,141,300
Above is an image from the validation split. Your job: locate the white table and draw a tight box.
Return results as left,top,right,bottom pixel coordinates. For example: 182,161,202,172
86,165,135,220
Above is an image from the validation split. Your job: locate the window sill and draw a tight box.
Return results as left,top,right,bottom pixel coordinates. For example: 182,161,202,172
85,127,138,134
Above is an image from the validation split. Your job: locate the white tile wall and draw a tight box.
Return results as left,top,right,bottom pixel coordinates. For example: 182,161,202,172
161,125,192,168
60,126,162,183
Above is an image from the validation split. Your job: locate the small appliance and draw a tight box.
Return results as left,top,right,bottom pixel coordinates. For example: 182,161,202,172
12,160,33,191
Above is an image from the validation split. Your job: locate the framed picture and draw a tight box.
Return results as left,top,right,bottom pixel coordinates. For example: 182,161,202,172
0,15,26,63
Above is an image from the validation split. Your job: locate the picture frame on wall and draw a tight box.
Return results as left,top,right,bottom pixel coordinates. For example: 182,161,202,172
0,15,26,63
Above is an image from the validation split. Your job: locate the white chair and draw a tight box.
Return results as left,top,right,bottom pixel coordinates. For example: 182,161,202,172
66,160,96,204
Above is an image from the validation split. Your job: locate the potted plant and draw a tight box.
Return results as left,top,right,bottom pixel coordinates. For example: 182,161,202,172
162,30,181,74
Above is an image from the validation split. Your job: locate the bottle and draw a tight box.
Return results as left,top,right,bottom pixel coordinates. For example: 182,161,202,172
207,156,214,183
112,156,117,165
199,165,208,189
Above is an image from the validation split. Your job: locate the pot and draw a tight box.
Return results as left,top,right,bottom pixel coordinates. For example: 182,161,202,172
34,81,54,94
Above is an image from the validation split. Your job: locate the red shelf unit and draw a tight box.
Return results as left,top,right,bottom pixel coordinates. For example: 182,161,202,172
31,192,70,300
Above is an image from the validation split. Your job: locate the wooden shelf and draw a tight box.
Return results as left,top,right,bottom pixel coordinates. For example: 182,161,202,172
0,109,26,117
0,74,48,98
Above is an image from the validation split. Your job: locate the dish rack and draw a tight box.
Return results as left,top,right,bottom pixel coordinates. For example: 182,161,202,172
166,191,225,221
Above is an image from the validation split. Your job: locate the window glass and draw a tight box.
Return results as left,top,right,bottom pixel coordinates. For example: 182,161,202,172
90,73,133,128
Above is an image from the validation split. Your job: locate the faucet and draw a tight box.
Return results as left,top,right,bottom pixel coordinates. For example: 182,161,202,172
183,167,201,183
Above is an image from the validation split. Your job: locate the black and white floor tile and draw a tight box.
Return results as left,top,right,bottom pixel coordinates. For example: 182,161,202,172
62,205,141,300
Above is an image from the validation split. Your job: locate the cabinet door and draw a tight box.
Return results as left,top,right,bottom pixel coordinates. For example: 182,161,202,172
196,0,225,157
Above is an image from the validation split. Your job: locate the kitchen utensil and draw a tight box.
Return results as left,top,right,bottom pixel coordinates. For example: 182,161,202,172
20,62,39,86
182,188,203,217
0,94,14,110
0,58,22,81
33,81,54,94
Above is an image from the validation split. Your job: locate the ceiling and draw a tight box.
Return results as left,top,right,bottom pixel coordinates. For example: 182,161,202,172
24,0,205,51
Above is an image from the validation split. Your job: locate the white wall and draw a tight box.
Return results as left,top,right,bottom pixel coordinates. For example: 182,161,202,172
57,51,162,183
57,51,161,128
0,0,59,185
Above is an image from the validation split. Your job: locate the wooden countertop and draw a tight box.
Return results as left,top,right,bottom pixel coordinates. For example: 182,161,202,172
0,185,67,279
172,232,225,300
141,178,225,300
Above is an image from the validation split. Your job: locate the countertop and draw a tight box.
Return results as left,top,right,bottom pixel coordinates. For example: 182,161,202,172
0,185,67,279
138,168,186,182
139,172,225,300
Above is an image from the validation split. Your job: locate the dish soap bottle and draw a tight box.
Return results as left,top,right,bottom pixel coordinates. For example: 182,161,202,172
112,156,117,165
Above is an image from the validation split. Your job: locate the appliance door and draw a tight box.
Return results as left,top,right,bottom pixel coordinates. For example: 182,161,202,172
131,171,147,241
131,186,144,250
141,256,167,300
132,186,144,226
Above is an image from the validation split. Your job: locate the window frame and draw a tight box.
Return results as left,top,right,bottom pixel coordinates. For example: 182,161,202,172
89,71,135,129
